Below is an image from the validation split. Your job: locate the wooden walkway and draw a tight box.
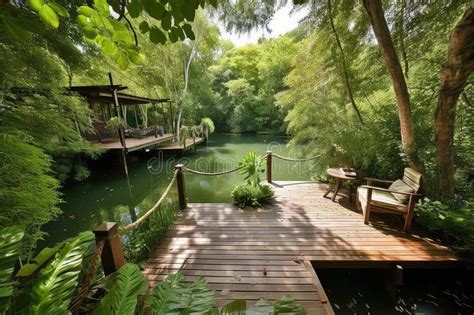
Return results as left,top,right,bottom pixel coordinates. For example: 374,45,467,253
95,133,175,152
157,137,205,153
143,181,458,314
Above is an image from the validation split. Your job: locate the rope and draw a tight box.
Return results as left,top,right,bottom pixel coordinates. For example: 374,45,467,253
272,153,321,162
69,239,105,312
182,165,244,176
120,170,178,233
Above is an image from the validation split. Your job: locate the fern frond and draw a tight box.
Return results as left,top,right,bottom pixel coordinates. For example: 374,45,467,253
94,263,147,315
29,231,94,314
0,225,24,314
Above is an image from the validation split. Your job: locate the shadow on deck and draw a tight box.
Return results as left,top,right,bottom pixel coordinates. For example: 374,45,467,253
143,181,459,314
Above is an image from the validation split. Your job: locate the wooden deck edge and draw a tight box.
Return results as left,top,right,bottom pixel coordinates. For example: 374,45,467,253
302,260,335,315
311,259,463,269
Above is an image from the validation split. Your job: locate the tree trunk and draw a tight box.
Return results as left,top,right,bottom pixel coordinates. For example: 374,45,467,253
435,8,474,198
327,0,364,124
176,46,196,141
363,0,423,172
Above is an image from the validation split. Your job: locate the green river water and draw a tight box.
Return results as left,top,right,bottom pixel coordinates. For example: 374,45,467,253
43,133,311,245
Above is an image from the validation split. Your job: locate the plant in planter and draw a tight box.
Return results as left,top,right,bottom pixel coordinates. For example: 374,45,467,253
232,152,275,208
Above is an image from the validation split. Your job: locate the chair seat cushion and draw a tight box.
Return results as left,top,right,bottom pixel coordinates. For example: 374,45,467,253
357,187,407,213
389,179,415,203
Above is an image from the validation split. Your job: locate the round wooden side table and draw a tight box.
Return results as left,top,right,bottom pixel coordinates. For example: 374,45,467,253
323,168,359,202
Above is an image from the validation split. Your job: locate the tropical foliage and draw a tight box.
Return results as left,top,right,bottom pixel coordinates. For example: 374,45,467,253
416,199,474,261
94,263,147,315
232,152,275,208
232,183,275,208
123,202,180,263
238,152,265,187
0,226,24,314
0,227,305,314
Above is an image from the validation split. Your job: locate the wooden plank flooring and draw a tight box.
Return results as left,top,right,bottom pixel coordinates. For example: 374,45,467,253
144,181,458,314
94,133,175,151
157,137,204,151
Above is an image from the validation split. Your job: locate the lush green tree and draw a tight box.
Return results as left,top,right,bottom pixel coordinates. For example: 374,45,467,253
209,35,299,133
0,133,61,257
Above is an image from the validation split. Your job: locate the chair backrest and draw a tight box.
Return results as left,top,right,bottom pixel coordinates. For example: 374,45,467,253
402,168,422,192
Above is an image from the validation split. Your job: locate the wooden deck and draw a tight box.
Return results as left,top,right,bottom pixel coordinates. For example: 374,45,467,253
94,133,175,152
157,137,205,152
143,181,458,314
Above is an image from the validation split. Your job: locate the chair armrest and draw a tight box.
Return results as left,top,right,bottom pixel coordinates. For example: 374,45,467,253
364,177,394,185
360,185,422,197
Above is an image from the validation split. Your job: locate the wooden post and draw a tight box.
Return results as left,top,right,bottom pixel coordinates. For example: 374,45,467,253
175,164,187,209
108,72,129,176
394,264,403,286
93,222,125,275
266,151,272,183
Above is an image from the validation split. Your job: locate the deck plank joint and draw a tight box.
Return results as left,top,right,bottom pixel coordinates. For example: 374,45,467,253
144,181,458,314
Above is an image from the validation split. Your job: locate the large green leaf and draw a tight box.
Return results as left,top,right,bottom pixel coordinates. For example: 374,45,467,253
48,2,70,18
29,231,94,315
38,4,59,28
16,245,61,277
94,0,110,15
93,263,147,315
148,273,215,314
77,6,95,17
272,295,305,314
1,16,30,41
161,11,172,30
247,296,305,315
149,27,166,44
0,226,24,315
143,0,166,20
116,51,130,70
127,0,143,18
139,21,150,34
219,299,246,314
26,0,44,12
100,38,118,55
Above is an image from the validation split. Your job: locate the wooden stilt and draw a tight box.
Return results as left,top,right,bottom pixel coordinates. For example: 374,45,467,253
394,264,403,286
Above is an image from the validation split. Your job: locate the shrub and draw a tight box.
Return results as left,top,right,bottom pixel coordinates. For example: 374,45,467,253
232,184,274,208
123,201,180,264
200,117,215,134
416,198,474,260
238,151,265,186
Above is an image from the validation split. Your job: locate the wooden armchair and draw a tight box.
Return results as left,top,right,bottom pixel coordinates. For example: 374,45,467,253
356,168,423,232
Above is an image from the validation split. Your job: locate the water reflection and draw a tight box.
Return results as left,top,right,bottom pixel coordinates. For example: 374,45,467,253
43,134,314,245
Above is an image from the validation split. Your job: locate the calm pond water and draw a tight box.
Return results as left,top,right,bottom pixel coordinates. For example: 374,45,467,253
317,268,474,315
43,133,313,245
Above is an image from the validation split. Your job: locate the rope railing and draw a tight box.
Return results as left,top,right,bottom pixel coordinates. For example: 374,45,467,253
120,169,178,234
70,239,106,312
182,164,244,176
88,150,322,290
272,153,321,162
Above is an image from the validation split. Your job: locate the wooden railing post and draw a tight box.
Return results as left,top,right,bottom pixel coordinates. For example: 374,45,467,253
93,222,125,275
266,151,272,183
175,164,187,209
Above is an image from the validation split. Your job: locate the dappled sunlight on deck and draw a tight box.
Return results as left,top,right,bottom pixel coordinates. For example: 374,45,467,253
143,181,458,314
